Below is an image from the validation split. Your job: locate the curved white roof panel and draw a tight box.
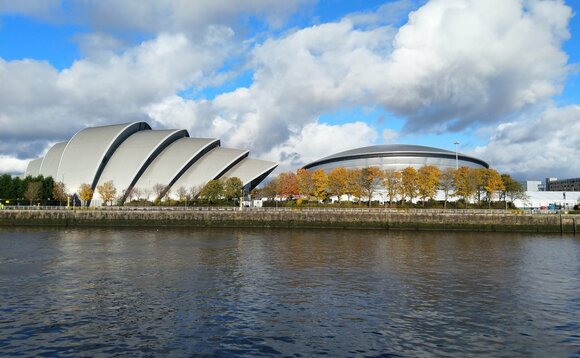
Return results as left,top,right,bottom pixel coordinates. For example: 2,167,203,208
222,158,278,190
172,147,249,196
95,129,188,201
39,141,67,179
134,137,219,192
25,157,43,177
57,122,150,193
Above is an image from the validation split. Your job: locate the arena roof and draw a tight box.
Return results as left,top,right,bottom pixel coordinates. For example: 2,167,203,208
303,144,489,169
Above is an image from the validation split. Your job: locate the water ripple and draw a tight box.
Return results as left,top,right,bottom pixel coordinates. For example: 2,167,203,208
1,228,579,357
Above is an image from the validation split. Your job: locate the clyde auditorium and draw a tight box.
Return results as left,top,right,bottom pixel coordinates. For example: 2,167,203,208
25,122,277,205
303,144,489,172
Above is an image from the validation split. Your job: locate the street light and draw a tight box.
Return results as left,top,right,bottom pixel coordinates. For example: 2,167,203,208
453,141,460,169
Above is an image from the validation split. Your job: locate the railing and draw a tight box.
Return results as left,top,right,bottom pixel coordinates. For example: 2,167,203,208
0,205,535,215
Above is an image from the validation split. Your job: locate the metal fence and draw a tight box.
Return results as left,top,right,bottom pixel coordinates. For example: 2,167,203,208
0,205,529,215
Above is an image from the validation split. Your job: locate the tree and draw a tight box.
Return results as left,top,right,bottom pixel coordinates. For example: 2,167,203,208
52,181,68,206
417,165,441,205
484,169,505,208
382,169,401,206
359,167,383,207
277,172,298,199
97,180,117,206
24,181,42,205
501,174,526,209
224,177,244,201
132,187,143,201
142,187,152,201
439,168,455,208
176,186,188,202
400,167,418,205
78,183,94,207
261,179,279,200
296,168,315,200
153,183,166,201
454,167,477,208
345,168,362,203
199,180,224,204
327,167,348,203
311,169,329,202
471,168,487,205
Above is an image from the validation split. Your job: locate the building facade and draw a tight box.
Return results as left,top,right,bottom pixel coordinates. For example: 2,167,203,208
303,144,489,172
545,177,580,192
25,122,278,205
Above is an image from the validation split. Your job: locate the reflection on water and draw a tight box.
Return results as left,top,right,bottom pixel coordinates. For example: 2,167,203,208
0,228,579,356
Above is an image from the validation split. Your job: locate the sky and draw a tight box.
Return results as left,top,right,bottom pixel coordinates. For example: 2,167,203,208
0,0,579,180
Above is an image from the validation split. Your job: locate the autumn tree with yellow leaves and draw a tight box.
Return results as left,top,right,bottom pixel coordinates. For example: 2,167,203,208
400,167,418,205
78,183,94,207
439,168,455,208
453,167,477,208
311,169,329,202
327,167,348,203
359,167,383,207
417,165,441,205
345,168,362,202
97,180,117,206
296,168,314,200
382,169,401,206
484,169,505,208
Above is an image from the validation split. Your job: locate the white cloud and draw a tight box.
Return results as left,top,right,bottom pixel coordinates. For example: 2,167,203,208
264,121,378,171
0,0,576,179
0,31,234,141
382,128,399,143
0,0,313,36
0,155,30,175
474,105,580,179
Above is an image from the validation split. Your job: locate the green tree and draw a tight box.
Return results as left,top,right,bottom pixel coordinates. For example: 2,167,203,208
52,181,68,206
501,174,526,209
199,180,224,204
24,181,42,205
224,177,244,202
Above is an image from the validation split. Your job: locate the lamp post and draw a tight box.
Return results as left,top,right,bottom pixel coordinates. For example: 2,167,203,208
453,141,460,169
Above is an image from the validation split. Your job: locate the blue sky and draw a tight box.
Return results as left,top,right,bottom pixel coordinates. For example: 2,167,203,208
0,0,579,179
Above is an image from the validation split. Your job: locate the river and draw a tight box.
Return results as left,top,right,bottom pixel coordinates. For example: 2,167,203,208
1,228,579,356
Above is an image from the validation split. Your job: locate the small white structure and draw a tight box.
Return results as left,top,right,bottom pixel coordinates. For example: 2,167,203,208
514,191,580,210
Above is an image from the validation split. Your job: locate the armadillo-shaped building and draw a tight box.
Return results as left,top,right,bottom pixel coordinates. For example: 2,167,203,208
24,122,277,205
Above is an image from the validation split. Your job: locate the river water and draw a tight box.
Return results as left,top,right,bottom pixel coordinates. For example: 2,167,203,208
0,228,579,357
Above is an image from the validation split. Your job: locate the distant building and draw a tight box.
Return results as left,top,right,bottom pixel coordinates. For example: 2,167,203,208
545,177,580,192
303,144,489,172
24,122,277,205
526,180,543,191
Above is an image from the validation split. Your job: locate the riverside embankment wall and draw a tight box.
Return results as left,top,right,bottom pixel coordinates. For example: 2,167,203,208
0,208,579,233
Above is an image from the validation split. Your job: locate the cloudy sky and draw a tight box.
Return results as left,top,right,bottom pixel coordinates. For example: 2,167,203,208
0,0,578,180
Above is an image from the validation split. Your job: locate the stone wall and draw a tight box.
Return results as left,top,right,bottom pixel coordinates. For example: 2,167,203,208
1,209,579,233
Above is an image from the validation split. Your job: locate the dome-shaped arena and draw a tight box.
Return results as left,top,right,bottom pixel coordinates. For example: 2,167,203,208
303,144,488,172
24,122,277,205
